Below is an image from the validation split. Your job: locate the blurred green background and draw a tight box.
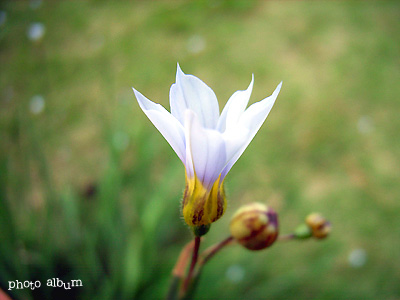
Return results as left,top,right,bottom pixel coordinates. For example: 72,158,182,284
1,0,399,299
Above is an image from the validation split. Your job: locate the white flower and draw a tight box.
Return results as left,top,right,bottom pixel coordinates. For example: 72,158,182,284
29,95,45,114
27,22,45,42
133,64,282,226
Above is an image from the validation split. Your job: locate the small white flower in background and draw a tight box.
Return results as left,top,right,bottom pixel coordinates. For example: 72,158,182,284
187,35,206,54
27,22,45,42
133,64,282,226
30,0,43,10
29,95,45,114
225,265,245,283
357,116,374,135
348,248,367,268
0,11,6,27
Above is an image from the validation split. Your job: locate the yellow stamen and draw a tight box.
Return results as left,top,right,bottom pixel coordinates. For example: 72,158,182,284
182,173,226,226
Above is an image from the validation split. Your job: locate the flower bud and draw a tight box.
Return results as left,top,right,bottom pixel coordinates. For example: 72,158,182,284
229,203,278,250
305,213,331,239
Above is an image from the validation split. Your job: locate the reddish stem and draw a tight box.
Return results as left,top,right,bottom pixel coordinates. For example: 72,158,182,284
182,236,201,294
172,240,196,278
199,236,234,266
278,233,295,241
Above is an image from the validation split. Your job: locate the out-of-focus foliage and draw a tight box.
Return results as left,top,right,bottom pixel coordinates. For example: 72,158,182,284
1,1,399,299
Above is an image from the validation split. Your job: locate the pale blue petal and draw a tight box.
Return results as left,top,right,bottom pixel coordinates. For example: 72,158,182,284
133,88,186,162
217,75,254,132
185,110,227,190
170,64,220,129
222,126,249,168
220,82,282,179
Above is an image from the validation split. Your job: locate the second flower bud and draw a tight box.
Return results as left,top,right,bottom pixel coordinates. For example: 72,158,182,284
229,203,279,251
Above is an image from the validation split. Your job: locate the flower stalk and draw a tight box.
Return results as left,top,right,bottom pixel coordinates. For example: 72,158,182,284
181,236,201,296
198,236,234,266
278,233,296,241
180,236,234,299
167,235,235,299
166,240,196,300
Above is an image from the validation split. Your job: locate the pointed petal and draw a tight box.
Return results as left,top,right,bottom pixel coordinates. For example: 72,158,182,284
221,82,282,179
185,110,227,190
217,74,254,132
133,87,186,162
222,126,250,167
170,64,220,129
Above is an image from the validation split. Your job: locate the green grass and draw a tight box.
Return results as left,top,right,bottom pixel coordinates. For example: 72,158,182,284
1,1,400,299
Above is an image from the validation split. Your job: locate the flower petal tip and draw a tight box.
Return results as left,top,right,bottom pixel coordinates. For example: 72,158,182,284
131,87,142,102
272,82,282,97
176,62,185,77
249,74,255,89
